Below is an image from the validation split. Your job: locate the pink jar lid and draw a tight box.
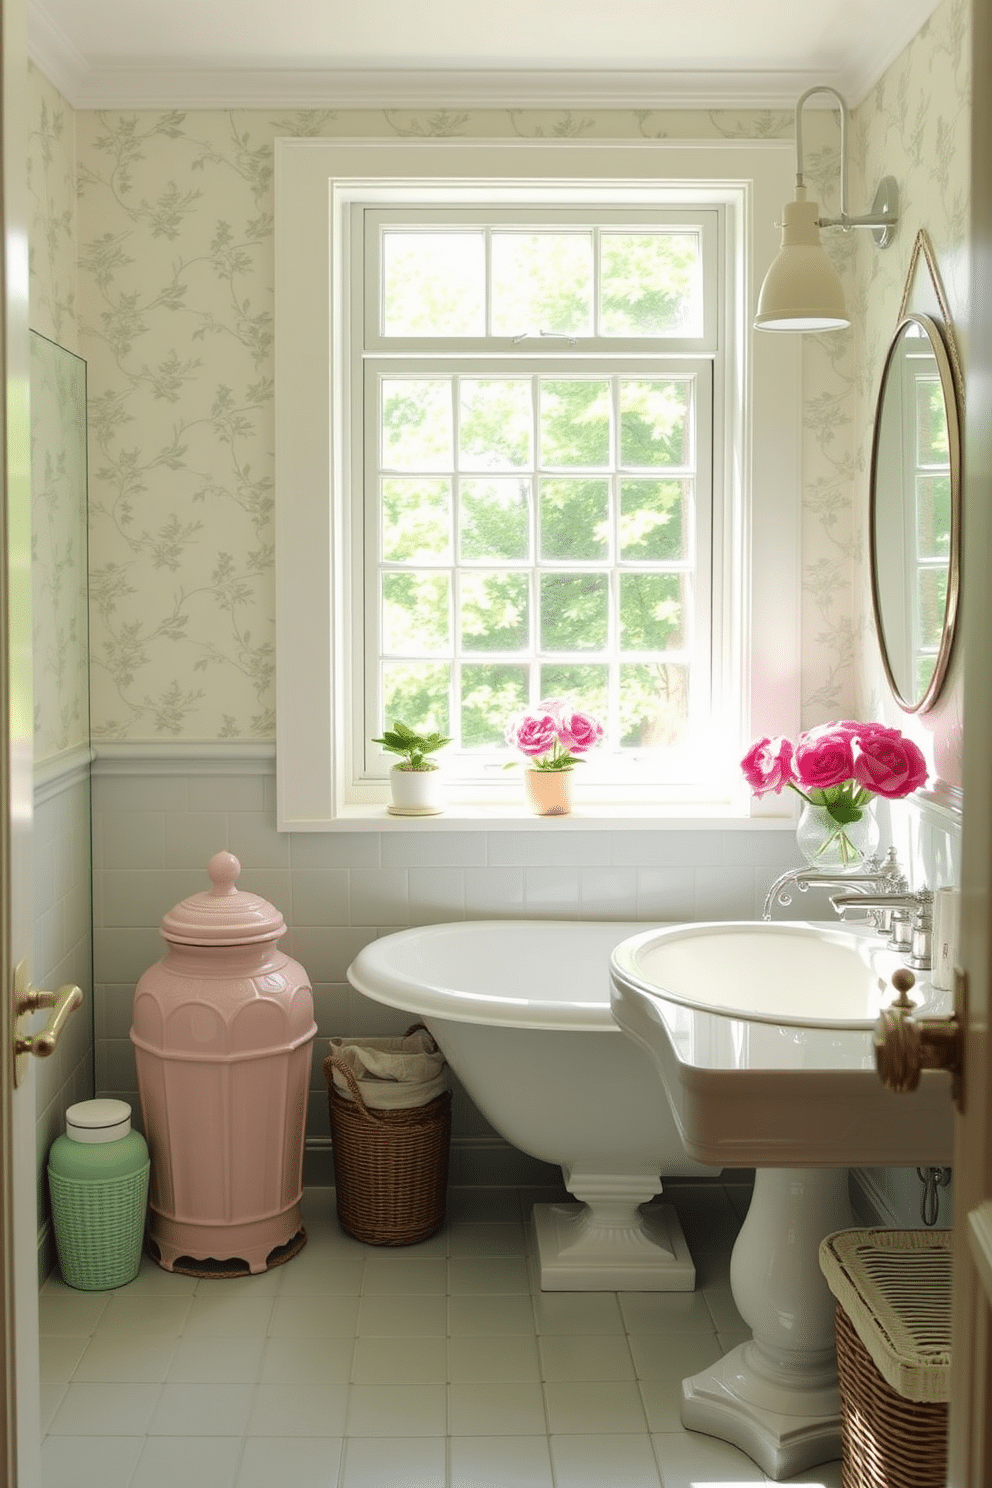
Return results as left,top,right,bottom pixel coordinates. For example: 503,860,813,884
159,851,287,946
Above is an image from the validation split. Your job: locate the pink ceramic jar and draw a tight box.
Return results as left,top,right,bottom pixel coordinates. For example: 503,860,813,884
131,851,317,1274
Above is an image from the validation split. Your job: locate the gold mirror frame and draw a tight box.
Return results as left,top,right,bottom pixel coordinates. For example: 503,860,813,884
869,233,962,714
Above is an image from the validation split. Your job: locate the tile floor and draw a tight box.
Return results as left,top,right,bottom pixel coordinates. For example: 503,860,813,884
39,1181,843,1488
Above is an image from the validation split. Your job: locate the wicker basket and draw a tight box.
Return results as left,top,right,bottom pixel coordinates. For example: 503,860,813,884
820,1228,951,1488
324,1051,451,1246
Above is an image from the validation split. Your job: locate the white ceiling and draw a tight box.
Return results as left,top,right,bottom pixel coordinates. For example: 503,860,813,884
28,0,944,110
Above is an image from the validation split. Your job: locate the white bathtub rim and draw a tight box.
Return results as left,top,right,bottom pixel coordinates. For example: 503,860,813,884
347,918,665,1031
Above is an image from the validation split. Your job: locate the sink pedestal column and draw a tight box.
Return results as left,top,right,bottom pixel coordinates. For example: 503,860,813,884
681,1166,851,1480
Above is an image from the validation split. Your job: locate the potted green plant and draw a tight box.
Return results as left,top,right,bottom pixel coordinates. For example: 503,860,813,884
373,721,452,816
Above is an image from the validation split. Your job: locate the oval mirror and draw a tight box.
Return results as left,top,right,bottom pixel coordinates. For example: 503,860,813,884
869,312,961,713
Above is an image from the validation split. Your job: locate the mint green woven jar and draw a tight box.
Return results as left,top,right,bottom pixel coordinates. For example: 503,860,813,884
48,1099,150,1290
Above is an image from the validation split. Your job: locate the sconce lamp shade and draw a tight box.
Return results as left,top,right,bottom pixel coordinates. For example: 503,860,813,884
753,186,850,332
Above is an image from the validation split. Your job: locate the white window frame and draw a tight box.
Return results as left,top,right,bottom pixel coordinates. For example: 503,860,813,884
274,138,802,831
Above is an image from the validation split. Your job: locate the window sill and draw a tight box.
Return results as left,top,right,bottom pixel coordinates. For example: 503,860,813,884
308,802,798,832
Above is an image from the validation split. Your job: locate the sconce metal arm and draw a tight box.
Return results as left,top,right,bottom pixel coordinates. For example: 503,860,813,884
792,85,898,245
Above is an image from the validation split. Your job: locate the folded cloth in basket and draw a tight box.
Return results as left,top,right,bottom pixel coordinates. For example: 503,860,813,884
327,1030,448,1109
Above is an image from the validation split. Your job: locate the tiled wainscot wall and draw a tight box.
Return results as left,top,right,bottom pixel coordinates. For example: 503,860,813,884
33,756,94,1276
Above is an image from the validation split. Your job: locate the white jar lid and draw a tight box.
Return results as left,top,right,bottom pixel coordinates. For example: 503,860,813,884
66,1099,132,1143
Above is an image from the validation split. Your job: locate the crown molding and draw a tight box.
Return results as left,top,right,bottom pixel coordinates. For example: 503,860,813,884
27,0,88,104
27,0,942,113
24,62,833,113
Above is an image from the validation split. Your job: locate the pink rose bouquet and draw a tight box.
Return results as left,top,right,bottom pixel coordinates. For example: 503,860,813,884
505,699,604,772
741,720,927,860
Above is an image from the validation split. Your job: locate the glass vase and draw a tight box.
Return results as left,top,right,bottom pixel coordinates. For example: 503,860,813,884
795,800,880,871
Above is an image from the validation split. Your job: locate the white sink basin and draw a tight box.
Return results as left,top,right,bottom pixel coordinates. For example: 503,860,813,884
611,919,925,1030
608,919,953,1168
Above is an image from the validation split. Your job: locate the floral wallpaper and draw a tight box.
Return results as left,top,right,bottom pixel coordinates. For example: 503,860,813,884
24,0,967,756
27,64,77,353
30,331,89,763
28,63,86,763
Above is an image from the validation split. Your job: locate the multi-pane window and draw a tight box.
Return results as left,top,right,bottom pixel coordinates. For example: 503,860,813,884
354,209,721,788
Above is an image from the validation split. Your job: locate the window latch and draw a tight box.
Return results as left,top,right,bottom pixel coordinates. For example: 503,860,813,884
511,330,580,346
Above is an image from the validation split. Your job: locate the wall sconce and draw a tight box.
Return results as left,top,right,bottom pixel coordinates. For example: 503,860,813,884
754,85,899,332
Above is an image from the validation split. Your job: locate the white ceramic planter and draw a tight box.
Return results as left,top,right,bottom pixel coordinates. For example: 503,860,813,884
387,765,444,816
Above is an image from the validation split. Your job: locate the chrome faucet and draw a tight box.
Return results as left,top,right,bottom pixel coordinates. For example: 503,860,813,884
761,846,906,922
831,884,933,971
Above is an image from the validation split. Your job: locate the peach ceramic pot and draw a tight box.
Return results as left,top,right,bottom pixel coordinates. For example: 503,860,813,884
130,851,316,1275
524,767,573,816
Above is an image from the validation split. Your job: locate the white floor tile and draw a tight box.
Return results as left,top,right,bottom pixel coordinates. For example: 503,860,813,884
38,1333,89,1381
448,1293,536,1337
651,1428,765,1486
147,1380,255,1436
47,1380,162,1436
448,1333,541,1384
129,1433,243,1488
165,1333,266,1383
352,1334,447,1384
629,1330,726,1385
339,1434,446,1487
39,1381,67,1434
345,1383,448,1437
618,1291,720,1335
41,1432,144,1488
182,1292,275,1337
448,1256,531,1294
248,1382,349,1437
38,1289,109,1335
235,1434,343,1487
448,1220,528,1257
269,1294,360,1337
538,1333,636,1382
277,1251,366,1295
448,1381,547,1436
544,1380,648,1435
361,1254,447,1294
551,1432,663,1487
356,1292,448,1337
449,1433,554,1487
72,1331,178,1383
532,1292,625,1336
259,1334,355,1385
97,1293,194,1336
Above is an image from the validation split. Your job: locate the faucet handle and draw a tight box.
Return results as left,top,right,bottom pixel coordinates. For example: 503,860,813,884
908,892,933,972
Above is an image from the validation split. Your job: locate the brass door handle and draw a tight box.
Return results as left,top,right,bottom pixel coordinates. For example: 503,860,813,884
874,988,963,1111
13,961,83,1084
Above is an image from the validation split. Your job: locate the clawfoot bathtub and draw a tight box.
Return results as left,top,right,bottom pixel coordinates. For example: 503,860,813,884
347,920,717,1290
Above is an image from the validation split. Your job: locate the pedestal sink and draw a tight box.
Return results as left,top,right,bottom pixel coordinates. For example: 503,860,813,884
610,920,954,1481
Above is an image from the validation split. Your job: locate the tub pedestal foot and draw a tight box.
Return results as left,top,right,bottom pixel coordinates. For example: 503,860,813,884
532,1172,695,1290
